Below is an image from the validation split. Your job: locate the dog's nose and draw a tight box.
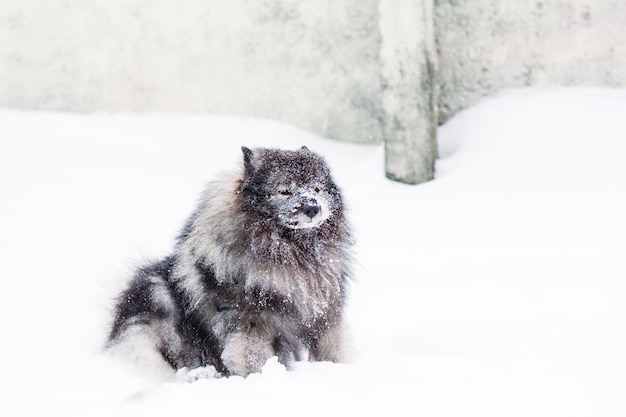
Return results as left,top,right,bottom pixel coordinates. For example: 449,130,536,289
302,204,321,219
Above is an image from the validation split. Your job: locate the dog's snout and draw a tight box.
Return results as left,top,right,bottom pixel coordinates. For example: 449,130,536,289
302,204,321,219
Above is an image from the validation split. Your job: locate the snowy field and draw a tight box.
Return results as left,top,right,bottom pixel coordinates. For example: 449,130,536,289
1,88,625,416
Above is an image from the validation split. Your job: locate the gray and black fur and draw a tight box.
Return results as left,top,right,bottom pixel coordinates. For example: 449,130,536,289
107,146,353,377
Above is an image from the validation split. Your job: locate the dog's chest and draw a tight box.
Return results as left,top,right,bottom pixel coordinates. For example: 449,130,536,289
243,264,342,323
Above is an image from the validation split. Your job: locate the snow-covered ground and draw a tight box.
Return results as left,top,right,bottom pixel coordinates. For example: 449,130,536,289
1,88,625,416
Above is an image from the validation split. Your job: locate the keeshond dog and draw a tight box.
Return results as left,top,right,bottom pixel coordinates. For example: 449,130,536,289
107,146,354,378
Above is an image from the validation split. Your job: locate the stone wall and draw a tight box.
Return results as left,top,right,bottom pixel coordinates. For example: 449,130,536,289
435,0,626,123
0,0,383,144
1,0,625,184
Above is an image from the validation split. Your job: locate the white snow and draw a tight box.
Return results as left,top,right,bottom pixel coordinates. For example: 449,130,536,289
1,88,625,416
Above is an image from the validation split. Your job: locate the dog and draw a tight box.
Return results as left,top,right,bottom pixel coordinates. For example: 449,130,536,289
107,146,354,378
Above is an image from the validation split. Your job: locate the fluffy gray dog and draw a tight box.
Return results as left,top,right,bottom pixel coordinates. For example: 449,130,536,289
107,146,354,378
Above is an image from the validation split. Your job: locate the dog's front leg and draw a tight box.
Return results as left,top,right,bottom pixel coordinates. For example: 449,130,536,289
310,318,351,363
221,327,273,377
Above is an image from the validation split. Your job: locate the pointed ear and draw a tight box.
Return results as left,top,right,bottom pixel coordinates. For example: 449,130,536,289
300,145,310,152
241,146,255,175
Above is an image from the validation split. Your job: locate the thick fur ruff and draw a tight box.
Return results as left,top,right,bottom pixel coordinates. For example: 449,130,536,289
107,146,354,377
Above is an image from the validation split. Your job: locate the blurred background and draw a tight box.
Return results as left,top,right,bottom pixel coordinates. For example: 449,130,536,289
1,0,625,183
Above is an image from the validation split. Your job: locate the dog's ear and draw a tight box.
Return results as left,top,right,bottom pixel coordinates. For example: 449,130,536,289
300,145,310,152
242,146,255,176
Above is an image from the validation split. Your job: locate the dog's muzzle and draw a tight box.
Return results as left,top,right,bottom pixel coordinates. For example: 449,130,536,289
283,195,330,229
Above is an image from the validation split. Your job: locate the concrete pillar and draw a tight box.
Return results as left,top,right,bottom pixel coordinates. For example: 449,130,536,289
379,0,438,185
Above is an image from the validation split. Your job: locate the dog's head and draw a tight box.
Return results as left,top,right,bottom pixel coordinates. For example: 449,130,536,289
240,146,342,230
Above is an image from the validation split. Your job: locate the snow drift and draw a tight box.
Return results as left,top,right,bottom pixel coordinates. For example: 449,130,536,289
0,88,624,416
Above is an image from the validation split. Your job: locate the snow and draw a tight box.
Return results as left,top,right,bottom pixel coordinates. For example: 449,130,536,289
1,88,625,416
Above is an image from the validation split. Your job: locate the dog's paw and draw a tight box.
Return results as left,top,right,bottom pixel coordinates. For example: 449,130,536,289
176,365,220,382
221,332,273,377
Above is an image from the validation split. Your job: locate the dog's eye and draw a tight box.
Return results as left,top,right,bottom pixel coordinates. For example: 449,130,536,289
277,189,292,197
314,186,323,193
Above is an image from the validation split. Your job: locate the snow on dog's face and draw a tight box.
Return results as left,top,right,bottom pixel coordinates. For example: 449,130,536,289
240,146,342,230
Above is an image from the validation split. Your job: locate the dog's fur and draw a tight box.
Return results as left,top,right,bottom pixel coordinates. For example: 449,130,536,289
107,146,354,377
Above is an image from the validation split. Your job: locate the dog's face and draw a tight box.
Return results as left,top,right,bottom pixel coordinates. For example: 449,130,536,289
271,178,331,230
240,146,342,230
